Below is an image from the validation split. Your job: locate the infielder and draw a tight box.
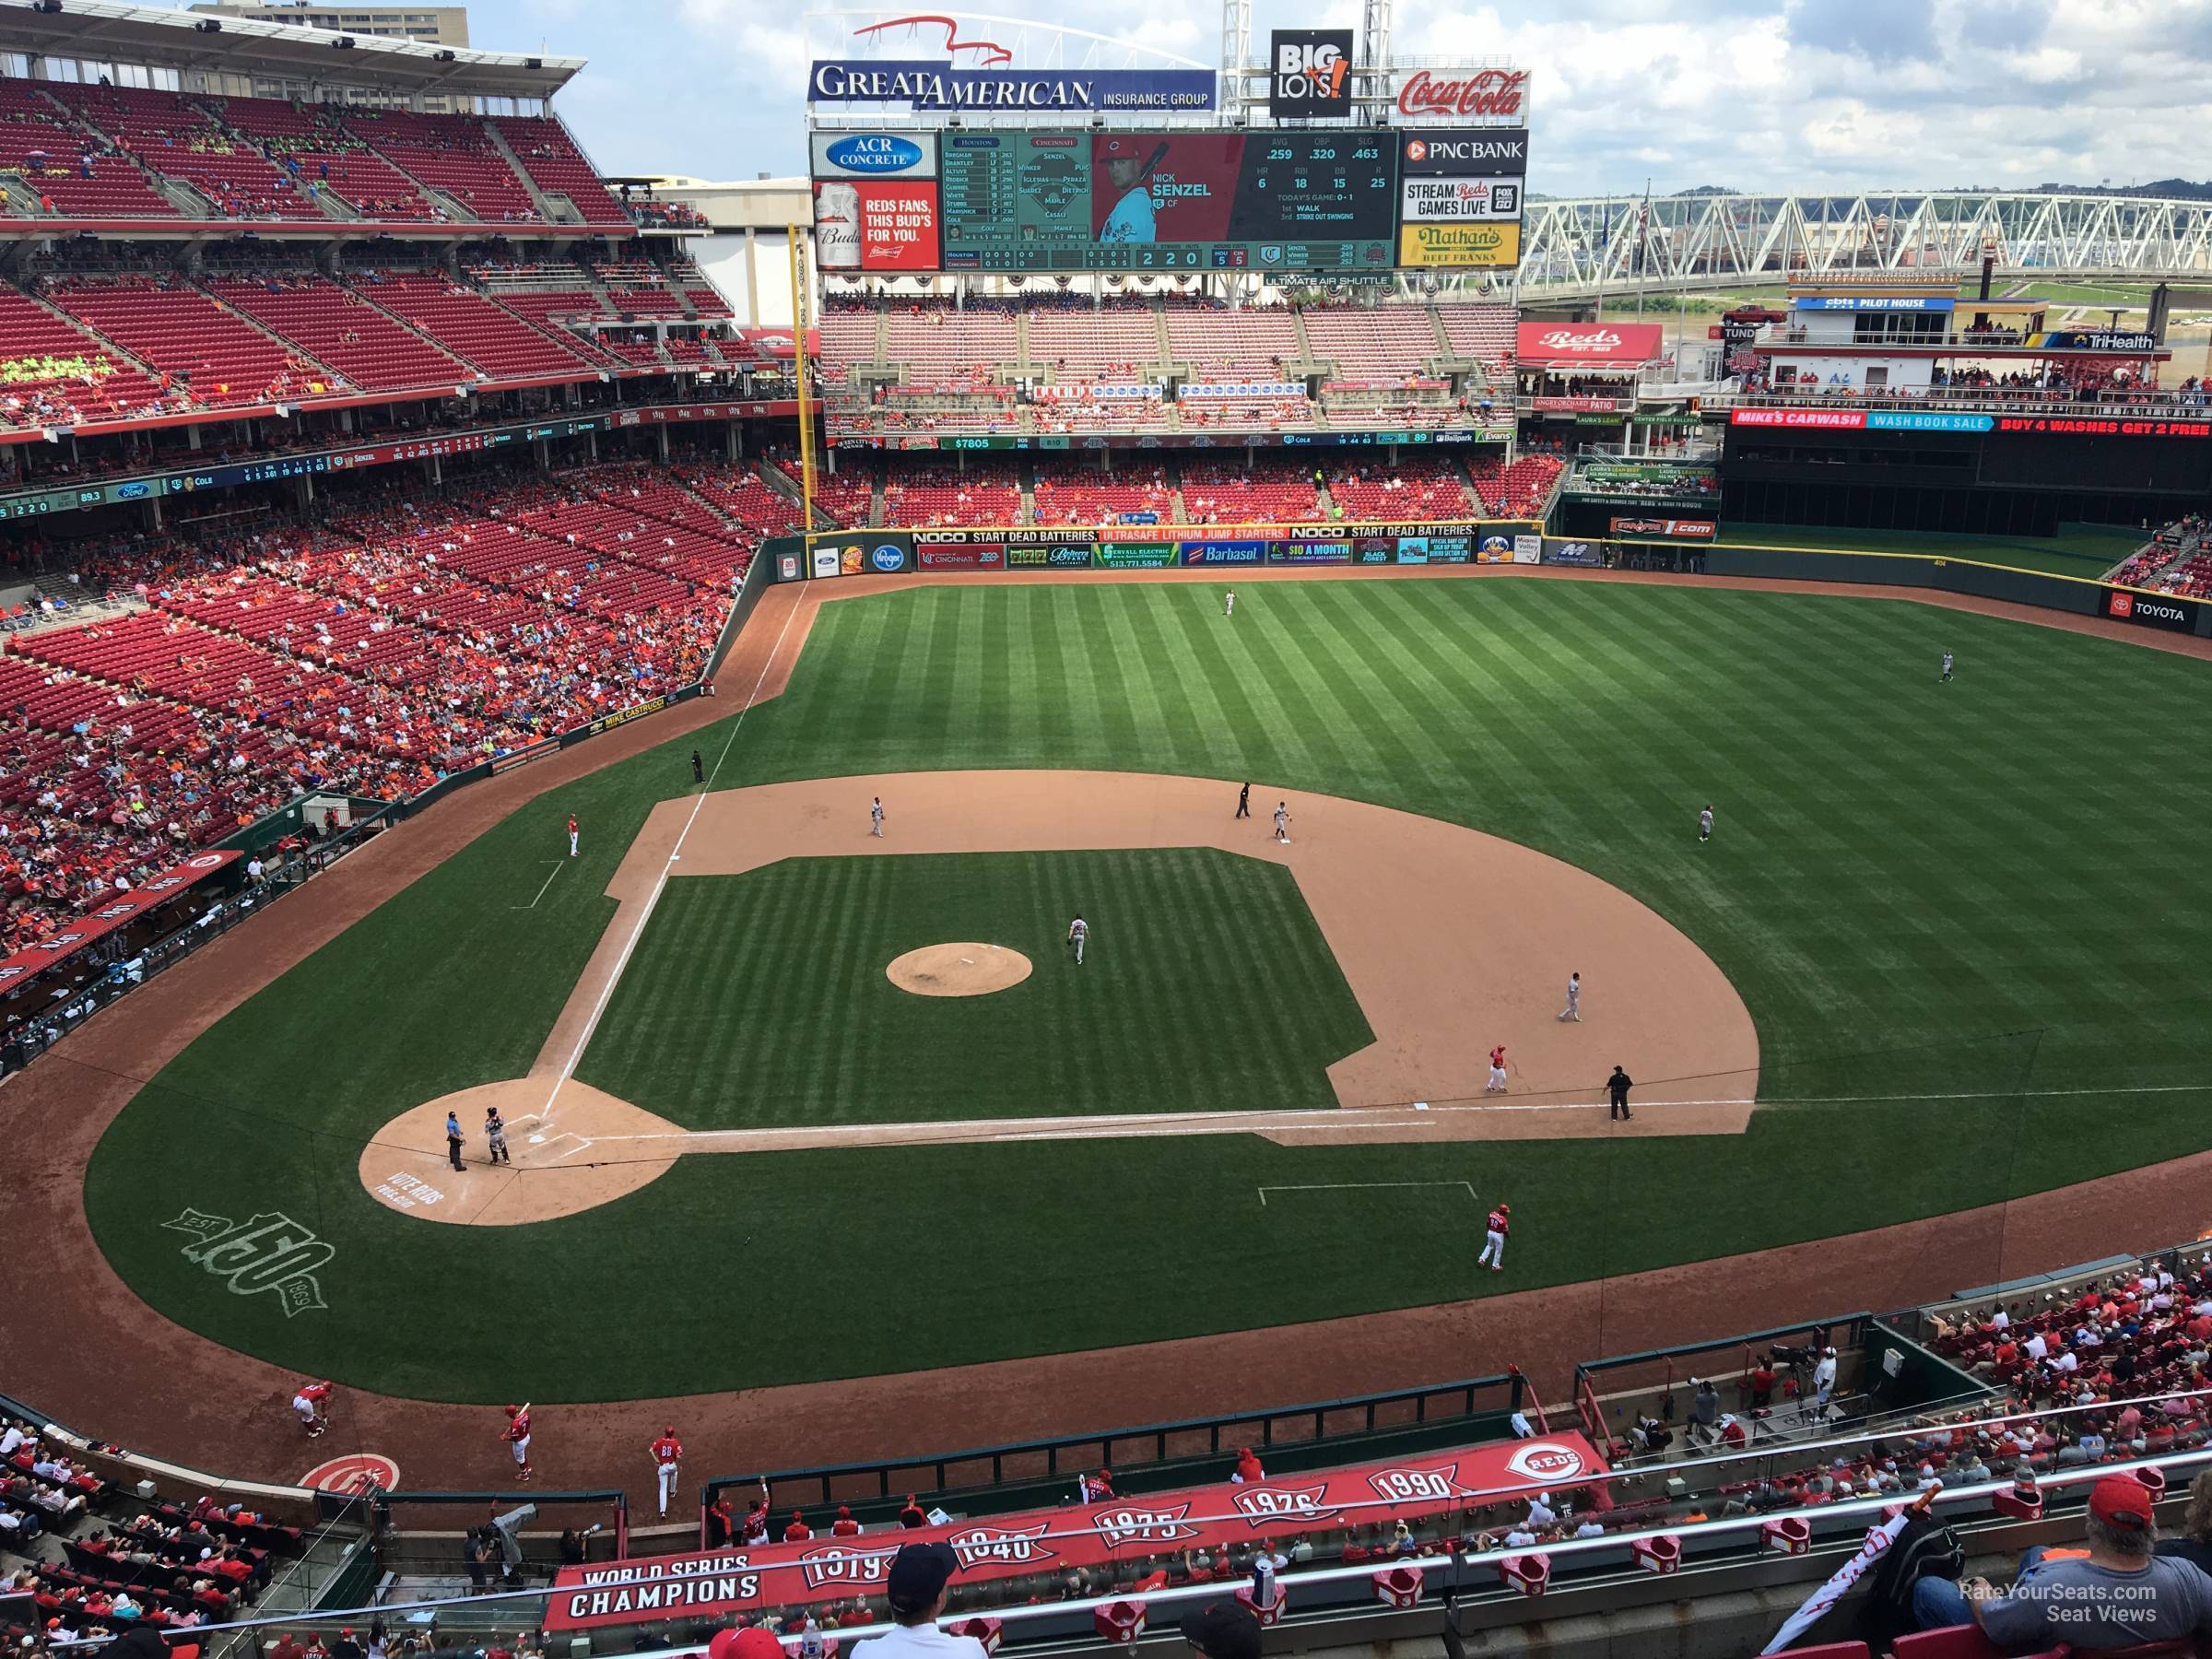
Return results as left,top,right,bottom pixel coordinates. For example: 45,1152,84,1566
485,1107,510,1167
567,812,579,858
1940,651,1954,684
1558,971,1582,1022
1698,805,1713,843
1273,801,1291,844
502,1404,533,1482
1477,1203,1510,1272
650,1425,683,1517
292,1380,333,1439
869,795,885,838
1224,588,1235,618
1067,913,1088,966
1486,1045,1508,1094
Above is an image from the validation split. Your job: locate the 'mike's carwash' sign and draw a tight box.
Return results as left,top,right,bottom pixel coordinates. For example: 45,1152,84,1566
546,1435,1606,1631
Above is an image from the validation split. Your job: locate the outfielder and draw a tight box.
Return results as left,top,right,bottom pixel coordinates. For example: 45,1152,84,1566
1224,588,1236,618
292,1380,333,1439
567,812,579,858
1067,913,1088,966
1558,971,1582,1022
484,1107,510,1167
1486,1045,1508,1094
1698,805,1713,843
502,1404,534,1482
650,1425,683,1517
1477,1203,1510,1272
1940,651,1954,684
870,795,885,837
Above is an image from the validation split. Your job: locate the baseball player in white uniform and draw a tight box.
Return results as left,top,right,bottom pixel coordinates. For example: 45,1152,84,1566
1558,972,1582,1022
1273,801,1291,843
1940,651,1954,684
650,1426,683,1517
1224,588,1235,618
1477,1204,1510,1271
869,796,885,837
1698,806,1713,843
1486,1045,1509,1093
1067,914,1088,965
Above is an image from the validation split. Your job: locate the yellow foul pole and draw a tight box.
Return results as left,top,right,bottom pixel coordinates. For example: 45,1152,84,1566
787,223,818,531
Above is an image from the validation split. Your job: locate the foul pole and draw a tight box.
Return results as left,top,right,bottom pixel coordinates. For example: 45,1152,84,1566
787,225,818,530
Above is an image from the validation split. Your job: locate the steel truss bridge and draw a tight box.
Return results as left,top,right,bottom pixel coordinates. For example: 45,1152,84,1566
1512,192,2212,303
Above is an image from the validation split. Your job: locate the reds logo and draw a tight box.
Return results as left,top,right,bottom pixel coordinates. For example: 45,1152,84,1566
947,1524,1056,1570
1367,1465,1467,1505
1506,1443,1589,1483
1095,1504,1199,1549
1535,328,1624,355
1230,1484,1340,1528
797,1545,898,1590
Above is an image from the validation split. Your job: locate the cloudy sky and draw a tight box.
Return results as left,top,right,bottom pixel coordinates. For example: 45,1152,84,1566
258,0,2204,195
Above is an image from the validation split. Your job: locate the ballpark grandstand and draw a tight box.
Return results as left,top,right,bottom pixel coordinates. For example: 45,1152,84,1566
0,8,2209,1659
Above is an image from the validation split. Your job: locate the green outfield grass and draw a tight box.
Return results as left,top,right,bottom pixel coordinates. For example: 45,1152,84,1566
83,575,2212,1401
573,850,1371,1126
1717,520,2143,577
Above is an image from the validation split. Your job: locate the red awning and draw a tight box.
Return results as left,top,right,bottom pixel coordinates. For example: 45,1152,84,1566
0,848,242,991
1516,321,1665,368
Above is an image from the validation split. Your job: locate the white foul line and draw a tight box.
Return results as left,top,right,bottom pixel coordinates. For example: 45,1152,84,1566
1259,1181,1477,1207
511,861,563,911
539,587,806,1126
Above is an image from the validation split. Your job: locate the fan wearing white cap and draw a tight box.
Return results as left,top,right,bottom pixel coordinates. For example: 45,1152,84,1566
849,1542,987,1659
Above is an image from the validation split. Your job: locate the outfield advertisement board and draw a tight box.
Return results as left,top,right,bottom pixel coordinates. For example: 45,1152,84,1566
804,522,1544,573
1181,539,1267,565
2102,587,2201,631
803,529,914,577
1096,542,1178,567
1542,537,1604,566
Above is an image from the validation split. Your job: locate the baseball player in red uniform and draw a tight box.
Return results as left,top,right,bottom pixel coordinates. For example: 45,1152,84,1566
1486,1045,1508,1093
1477,1203,1511,1272
567,813,579,858
291,1380,333,1438
830,1504,862,1537
650,1426,682,1517
502,1404,534,1481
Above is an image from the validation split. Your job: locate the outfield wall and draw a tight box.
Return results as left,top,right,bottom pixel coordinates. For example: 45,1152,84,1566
762,527,2212,640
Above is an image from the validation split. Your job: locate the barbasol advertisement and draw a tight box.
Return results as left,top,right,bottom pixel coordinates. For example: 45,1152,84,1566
1181,540,1266,566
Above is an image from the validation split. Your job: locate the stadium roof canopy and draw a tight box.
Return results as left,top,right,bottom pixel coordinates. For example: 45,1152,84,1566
0,0,582,102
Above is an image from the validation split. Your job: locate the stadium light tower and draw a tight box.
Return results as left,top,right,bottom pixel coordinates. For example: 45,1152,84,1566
1361,0,1391,89
1218,0,1250,114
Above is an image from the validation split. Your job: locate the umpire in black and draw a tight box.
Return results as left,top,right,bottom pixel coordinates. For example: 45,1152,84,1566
1606,1065,1634,1122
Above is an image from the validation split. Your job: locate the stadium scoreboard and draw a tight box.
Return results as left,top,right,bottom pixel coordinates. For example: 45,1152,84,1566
811,126,1526,274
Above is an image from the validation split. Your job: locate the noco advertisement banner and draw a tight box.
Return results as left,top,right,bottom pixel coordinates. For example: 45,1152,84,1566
812,122,1527,273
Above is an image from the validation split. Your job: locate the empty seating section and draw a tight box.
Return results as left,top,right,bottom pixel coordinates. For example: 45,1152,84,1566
338,110,539,223
0,286,169,428
51,82,306,218
207,94,440,220
492,116,629,225
1031,463,1171,525
1300,306,1441,378
0,465,785,952
1319,383,1458,428
1028,311,1159,380
817,312,879,388
1166,307,1299,377
1436,302,1518,371
680,463,805,537
885,310,1011,389
1179,460,1323,524
489,288,629,369
207,274,468,393
1178,388,1312,429
671,262,734,318
771,457,872,526
1326,458,1473,520
360,273,594,381
45,276,312,408
881,462,1020,528
0,80,178,218
597,262,688,317
1467,454,1565,516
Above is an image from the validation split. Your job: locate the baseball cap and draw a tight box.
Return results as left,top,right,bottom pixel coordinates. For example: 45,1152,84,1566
2088,1473,2154,1531
1180,1602,1262,1659
706,1629,784,1659
885,1541,959,1615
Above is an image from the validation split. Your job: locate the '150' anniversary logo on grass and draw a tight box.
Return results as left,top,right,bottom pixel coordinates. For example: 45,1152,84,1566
162,1208,333,1317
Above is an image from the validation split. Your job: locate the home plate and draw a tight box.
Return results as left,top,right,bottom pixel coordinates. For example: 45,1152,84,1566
529,1134,547,1144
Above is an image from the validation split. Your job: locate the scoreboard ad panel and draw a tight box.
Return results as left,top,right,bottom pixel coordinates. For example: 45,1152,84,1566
814,125,1524,272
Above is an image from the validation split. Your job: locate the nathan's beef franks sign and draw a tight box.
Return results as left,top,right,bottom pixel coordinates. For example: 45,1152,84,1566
545,1436,1606,1630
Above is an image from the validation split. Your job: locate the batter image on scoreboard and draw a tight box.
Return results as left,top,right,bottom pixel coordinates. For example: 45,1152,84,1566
1092,134,1241,244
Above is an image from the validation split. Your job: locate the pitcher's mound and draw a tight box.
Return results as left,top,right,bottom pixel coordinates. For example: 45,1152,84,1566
888,943,1032,997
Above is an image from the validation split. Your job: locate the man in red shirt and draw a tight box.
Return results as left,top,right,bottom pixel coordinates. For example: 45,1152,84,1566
897,1494,928,1530
649,1427,683,1519
782,1510,812,1544
830,1505,861,1538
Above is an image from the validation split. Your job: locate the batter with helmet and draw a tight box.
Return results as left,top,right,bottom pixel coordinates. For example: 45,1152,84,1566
1477,1203,1511,1273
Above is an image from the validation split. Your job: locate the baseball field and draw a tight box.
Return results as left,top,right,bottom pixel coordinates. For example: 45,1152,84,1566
35,567,2212,1482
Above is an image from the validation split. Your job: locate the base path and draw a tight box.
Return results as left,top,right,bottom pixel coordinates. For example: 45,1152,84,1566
3,565,2209,1500
359,770,1760,1225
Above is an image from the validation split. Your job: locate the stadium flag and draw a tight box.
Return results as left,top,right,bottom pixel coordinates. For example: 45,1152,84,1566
1758,1490,1933,1654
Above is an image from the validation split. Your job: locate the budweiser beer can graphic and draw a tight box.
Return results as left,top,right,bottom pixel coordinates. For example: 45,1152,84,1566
815,183,861,269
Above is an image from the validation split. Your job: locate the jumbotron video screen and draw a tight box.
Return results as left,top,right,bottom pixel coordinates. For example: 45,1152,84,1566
810,125,1529,273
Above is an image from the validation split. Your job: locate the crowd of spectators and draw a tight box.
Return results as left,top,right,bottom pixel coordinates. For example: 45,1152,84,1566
2106,514,2212,598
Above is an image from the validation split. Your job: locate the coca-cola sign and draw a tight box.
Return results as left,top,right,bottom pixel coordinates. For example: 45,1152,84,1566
1396,68,1528,120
